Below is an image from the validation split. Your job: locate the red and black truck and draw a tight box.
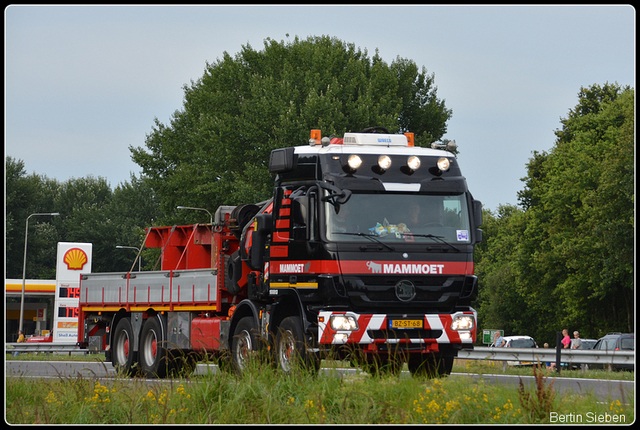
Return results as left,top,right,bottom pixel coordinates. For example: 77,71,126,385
78,128,483,378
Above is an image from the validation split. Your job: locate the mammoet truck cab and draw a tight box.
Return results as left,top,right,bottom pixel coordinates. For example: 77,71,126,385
264,127,482,374
78,127,482,377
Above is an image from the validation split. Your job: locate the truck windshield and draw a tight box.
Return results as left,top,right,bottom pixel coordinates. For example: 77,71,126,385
325,192,471,244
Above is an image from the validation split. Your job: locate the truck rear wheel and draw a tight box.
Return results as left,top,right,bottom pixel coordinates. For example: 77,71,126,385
276,316,319,373
231,316,261,374
112,317,136,376
139,316,169,378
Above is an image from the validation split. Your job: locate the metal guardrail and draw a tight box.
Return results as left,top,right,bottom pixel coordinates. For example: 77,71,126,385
6,343,634,369
6,342,89,355
458,346,635,371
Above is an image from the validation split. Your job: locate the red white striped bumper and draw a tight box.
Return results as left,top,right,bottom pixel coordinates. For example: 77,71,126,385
318,310,476,346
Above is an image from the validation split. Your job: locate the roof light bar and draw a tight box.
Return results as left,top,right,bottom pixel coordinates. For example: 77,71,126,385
343,133,408,146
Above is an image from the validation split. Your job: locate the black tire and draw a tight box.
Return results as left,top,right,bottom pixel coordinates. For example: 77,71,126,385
408,353,454,378
139,315,169,378
276,316,319,373
112,317,136,376
231,316,261,374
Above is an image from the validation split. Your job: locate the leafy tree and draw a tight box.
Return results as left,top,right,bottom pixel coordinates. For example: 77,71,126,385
515,83,633,338
53,175,161,273
131,36,452,224
107,175,161,271
475,205,525,335
545,84,634,334
476,83,634,343
5,158,59,279
5,159,160,278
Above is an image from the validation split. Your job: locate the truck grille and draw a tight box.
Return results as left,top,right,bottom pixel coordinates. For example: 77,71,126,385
343,275,465,312
367,329,443,340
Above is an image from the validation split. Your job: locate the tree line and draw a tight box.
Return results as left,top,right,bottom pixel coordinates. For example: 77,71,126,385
5,36,634,344
475,83,634,343
5,164,161,277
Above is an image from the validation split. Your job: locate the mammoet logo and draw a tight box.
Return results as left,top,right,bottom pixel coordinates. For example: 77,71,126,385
279,262,311,273
366,261,445,275
395,280,416,302
366,261,382,273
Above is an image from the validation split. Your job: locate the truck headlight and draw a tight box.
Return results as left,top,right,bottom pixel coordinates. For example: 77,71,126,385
330,314,359,331
451,315,474,331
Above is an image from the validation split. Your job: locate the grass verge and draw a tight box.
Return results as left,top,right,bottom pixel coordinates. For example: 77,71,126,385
5,358,634,424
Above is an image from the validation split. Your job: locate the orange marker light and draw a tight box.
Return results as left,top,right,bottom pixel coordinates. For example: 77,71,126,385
404,132,415,147
310,129,322,144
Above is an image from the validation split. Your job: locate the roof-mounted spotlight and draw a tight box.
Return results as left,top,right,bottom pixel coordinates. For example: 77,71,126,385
347,154,362,171
437,157,451,172
407,156,421,172
377,155,392,171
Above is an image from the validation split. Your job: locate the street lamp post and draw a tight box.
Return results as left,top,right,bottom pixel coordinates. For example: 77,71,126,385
116,245,142,271
20,212,60,333
176,206,213,226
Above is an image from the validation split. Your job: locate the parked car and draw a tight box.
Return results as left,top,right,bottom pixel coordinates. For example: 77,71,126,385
502,335,538,366
591,333,635,371
570,338,598,370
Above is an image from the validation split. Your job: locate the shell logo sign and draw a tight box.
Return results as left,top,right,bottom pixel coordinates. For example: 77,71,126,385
63,248,89,270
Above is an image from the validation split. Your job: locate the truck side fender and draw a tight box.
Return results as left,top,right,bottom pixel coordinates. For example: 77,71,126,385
271,289,315,343
228,299,263,345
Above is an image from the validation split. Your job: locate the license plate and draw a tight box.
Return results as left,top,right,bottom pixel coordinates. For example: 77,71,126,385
389,319,423,329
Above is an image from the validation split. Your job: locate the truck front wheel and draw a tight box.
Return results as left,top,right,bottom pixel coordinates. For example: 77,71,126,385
276,316,319,373
231,316,261,374
112,317,136,376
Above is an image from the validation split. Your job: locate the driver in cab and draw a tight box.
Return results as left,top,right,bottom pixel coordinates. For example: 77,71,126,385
331,204,357,233
402,200,443,229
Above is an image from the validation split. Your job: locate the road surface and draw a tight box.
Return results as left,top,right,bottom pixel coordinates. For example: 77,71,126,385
5,359,633,402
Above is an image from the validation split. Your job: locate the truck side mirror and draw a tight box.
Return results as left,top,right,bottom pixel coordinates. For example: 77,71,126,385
473,200,483,227
292,196,309,241
269,147,296,173
475,229,483,244
248,213,272,271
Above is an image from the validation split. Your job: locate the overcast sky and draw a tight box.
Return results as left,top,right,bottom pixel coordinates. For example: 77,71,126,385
5,5,635,212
